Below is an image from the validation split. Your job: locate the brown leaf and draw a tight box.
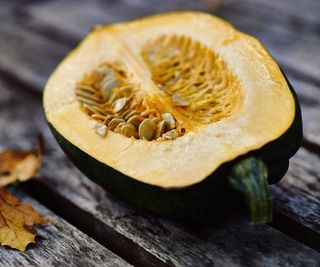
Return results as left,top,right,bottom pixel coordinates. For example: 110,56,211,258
0,187,48,251
0,136,43,187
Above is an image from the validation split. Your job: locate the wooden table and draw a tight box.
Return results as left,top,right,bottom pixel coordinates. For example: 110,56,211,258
0,0,319,266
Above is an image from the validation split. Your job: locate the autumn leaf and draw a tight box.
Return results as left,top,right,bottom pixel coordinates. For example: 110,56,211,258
0,136,43,187
0,187,48,251
0,135,48,251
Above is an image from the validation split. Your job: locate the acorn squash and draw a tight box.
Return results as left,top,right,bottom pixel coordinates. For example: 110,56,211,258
43,12,302,224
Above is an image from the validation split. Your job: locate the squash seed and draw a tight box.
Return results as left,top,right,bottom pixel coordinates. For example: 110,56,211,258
100,71,120,100
120,109,132,119
76,84,96,93
77,96,101,106
141,109,157,117
139,119,156,141
76,90,101,102
113,97,127,113
106,93,117,105
121,123,138,138
103,114,120,124
94,123,108,138
91,114,107,121
154,120,167,139
108,118,124,130
83,104,105,115
162,129,178,140
124,110,139,121
162,113,175,129
119,84,132,93
150,117,161,125
114,122,128,133
127,115,143,128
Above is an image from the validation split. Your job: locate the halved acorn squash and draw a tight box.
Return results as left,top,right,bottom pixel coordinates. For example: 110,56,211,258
43,12,302,224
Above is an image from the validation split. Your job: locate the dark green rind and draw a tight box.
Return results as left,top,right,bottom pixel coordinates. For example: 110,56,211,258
49,122,230,223
46,74,302,223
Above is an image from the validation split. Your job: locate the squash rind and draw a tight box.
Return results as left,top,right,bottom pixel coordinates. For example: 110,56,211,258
43,12,297,188
47,75,302,222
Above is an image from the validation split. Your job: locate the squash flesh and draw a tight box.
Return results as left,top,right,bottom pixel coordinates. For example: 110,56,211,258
43,12,295,188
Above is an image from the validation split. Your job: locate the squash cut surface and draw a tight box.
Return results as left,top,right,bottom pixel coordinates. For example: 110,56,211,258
44,12,296,188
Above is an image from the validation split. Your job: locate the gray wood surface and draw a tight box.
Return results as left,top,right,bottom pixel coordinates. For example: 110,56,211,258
0,77,319,266
215,4,320,84
0,19,69,91
228,0,320,25
1,0,320,266
0,187,130,267
17,0,320,83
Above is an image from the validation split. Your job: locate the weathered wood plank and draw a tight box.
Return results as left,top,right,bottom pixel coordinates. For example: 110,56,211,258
15,0,213,36
214,3,320,84
15,0,320,83
270,148,320,249
0,187,131,267
0,19,69,90
0,0,25,16
237,0,320,26
1,77,320,266
1,1,320,264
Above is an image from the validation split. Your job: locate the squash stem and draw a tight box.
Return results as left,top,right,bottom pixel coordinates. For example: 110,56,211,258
228,157,273,224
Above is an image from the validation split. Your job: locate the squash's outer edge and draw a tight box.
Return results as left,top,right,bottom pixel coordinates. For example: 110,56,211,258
43,11,298,188
49,122,230,222
45,74,302,222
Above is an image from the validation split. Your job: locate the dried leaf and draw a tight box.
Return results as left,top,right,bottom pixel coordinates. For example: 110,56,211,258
0,136,43,187
0,188,48,251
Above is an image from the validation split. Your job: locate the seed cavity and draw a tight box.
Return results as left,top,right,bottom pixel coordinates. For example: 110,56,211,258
142,34,241,124
172,94,190,107
75,34,242,141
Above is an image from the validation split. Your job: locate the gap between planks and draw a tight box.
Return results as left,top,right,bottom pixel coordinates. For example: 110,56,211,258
270,210,320,253
12,0,320,88
22,178,320,259
1,186,132,267
21,181,170,267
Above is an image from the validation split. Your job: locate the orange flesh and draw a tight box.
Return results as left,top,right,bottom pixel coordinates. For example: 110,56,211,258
76,34,242,140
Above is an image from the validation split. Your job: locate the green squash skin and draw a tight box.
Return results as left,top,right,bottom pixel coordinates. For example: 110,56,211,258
46,75,302,223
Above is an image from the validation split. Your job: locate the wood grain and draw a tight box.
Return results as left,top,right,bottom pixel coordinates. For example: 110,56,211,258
0,18,69,91
15,0,320,84
1,1,320,265
214,2,320,84
234,0,320,25
0,187,130,267
0,77,319,266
